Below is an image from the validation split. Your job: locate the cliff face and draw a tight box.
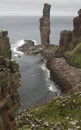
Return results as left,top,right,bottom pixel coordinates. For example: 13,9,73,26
46,9,81,94
40,3,51,46
0,30,20,130
55,9,81,56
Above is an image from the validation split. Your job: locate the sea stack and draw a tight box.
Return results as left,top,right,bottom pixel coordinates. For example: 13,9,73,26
0,30,20,130
40,3,51,46
73,9,81,36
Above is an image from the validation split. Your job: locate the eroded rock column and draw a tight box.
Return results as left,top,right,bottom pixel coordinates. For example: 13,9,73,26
40,3,51,46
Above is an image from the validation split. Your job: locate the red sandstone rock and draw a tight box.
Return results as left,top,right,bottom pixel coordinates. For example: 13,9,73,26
73,9,81,36
0,30,20,130
55,30,72,55
56,9,81,56
40,3,51,46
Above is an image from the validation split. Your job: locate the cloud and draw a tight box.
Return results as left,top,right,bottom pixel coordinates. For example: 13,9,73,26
0,0,80,16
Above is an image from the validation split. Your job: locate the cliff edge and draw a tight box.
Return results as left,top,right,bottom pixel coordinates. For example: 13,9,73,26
0,30,20,130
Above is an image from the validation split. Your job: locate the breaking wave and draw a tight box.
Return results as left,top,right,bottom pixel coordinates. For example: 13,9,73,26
41,62,60,94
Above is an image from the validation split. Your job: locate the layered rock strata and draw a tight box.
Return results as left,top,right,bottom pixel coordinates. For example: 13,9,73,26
56,9,81,56
73,9,81,36
0,30,20,130
40,3,51,46
0,30,11,59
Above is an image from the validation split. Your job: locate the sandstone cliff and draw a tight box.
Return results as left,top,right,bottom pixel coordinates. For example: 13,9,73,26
55,9,81,58
40,3,51,46
47,9,81,94
0,30,20,130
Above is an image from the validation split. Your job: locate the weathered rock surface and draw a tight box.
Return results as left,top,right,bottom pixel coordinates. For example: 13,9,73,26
73,9,81,36
0,30,20,130
47,57,81,93
56,9,81,56
55,30,72,56
41,44,58,58
40,3,51,46
0,30,11,59
17,40,42,55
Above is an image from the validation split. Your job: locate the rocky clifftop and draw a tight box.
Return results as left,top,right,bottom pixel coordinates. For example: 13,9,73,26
0,30,20,130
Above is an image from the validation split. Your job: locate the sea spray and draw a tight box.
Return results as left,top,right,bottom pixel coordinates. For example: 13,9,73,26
11,39,40,57
41,61,60,95
11,40,25,56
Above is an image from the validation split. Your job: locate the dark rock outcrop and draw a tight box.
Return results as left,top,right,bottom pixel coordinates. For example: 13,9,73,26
0,30,20,130
73,9,81,36
17,40,42,55
0,30,11,59
55,9,81,56
40,3,51,46
55,30,72,56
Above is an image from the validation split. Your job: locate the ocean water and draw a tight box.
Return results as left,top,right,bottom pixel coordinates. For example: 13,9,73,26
0,16,73,44
0,16,73,111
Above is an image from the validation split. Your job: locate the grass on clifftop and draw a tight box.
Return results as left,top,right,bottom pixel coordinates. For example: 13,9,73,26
67,42,81,67
17,93,81,130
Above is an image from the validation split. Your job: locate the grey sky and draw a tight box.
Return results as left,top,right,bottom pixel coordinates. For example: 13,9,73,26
0,0,81,16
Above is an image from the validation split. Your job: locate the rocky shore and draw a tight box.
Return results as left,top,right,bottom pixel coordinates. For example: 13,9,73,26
47,57,81,94
18,41,57,57
17,40,42,55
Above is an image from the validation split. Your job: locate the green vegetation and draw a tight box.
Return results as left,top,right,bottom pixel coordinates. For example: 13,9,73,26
67,42,81,67
17,34,81,130
72,35,81,45
17,93,81,130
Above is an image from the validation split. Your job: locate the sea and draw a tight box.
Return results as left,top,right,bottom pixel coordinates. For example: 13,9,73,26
0,16,73,112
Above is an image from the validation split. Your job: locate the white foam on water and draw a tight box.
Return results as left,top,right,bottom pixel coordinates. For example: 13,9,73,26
11,40,25,56
41,62,59,93
14,54,18,57
32,40,37,45
31,39,41,45
11,39,38,57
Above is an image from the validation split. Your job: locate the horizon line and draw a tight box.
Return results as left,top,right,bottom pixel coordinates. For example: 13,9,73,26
0,15,75,17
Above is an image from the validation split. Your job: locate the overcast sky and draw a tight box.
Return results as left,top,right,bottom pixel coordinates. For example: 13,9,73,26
0,0,81,16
